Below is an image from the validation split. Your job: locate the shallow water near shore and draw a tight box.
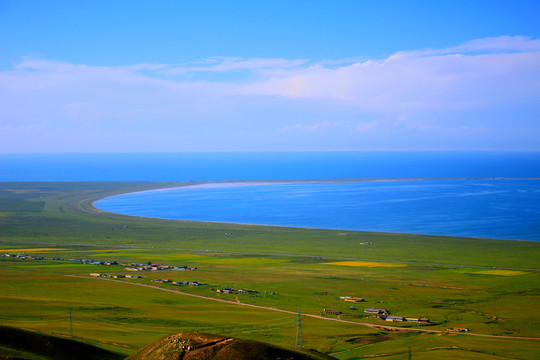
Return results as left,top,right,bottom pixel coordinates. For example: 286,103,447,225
95,179,540,241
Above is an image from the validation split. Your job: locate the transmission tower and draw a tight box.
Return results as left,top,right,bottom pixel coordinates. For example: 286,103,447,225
68,305,72,338
408,346,412,360
295,308,303,349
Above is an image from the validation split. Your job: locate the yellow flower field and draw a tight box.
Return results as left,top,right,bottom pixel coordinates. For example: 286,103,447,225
323,260,407,267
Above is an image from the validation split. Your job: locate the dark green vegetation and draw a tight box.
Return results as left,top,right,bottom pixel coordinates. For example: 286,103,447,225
0,325,123,360
1,182,539,359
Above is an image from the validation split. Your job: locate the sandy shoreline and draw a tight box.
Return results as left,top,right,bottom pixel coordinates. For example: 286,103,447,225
90,176,540,203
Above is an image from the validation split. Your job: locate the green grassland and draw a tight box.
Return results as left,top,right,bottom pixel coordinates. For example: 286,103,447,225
0,182,539,359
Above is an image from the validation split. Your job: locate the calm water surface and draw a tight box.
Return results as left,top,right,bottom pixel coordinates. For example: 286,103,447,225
95,179,540,241
2,151,540,181
3,151,540,241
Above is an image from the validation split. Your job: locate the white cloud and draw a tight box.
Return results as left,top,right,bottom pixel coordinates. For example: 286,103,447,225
240,36,540,113
1,36,539,152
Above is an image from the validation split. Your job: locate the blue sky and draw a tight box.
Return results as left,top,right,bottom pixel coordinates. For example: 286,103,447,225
1,0,539,152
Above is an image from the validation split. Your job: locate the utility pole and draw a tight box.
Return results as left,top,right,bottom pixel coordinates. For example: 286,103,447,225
295,308,303,349
408,346,412,360
68,305,72,338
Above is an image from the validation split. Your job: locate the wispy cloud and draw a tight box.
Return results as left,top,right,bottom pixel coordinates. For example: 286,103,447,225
402,36,540,57
158,57,310,76
278,120,348,133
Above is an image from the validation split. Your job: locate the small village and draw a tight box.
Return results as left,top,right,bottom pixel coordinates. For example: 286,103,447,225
2,251,271,295
90,273,207,288
363,307,430,323
3,252,432,326
1,252,44,260
1,252,196,272
5,251,473,335
90,272,279,298
321,297,431,324
215,287,262,295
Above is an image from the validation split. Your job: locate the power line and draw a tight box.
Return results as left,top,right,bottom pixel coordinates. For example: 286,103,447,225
295,308,302,349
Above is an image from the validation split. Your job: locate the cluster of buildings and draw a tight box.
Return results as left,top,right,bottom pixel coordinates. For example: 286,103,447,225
334,297,430,323
325,300,431,324
364,308,430,323
125,264,197,272
62,259,119,265
1,253,44,260
90,273,206,287
152,278,205,286
90,273,142,279
339,296,365,310
215,287,260,294
12,254,198,273
49,257,198,272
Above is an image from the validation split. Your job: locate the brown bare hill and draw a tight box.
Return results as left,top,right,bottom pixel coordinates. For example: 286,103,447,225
125,332,336,360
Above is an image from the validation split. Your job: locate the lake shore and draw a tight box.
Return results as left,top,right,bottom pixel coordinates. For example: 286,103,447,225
89,178,540,242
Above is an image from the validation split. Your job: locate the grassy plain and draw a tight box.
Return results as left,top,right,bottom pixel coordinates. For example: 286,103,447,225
0,181,539,359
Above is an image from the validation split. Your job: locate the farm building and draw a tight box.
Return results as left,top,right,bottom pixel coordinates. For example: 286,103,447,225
447,328,469,332
364,308,389,317
340,296,365,302
406,317,430,323
217,288,235,293
90,273,106,277
153,278,171,283
324,309,342,316
386,316,405,322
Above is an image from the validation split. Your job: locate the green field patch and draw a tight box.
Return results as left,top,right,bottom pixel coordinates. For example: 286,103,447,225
75,250,210,263
193,256,290,266
78,306,133,313
11,263,98,270
150,253,206,259
82,248,152,254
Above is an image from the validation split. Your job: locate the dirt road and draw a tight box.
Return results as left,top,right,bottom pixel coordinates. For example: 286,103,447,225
67,275,539,340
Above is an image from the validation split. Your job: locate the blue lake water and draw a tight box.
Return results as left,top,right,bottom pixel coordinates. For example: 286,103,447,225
95,179,540,241
2,151,540,181
2,151,540,241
